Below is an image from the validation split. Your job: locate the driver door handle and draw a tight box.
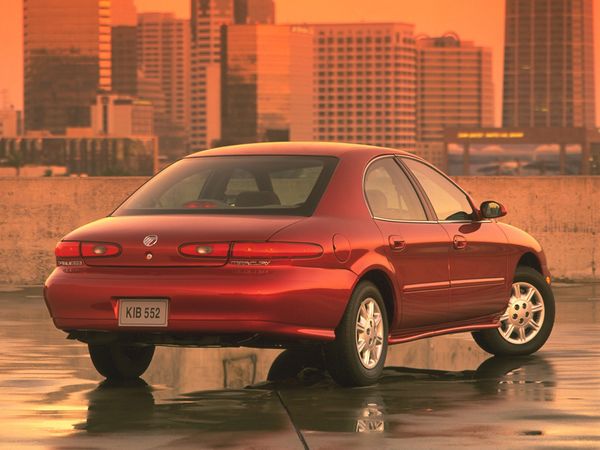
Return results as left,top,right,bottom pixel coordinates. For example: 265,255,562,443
453,235,467,250
388,236,406,251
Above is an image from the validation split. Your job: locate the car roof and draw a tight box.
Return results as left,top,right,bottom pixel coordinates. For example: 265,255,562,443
185,141,418,159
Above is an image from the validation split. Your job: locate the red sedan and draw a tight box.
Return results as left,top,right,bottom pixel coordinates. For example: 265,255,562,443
44,142,555,386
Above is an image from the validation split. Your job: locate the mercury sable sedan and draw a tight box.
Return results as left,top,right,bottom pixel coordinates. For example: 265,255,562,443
44,142,555,386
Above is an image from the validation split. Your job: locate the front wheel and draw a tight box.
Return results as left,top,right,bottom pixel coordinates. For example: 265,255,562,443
325,281,388,387
88,343,155,380
472,266,555,356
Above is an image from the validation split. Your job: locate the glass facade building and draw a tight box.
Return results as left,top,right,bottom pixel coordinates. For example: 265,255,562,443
111,25,137,96
221,25,313,144
502,0,596,128
23,0,112,133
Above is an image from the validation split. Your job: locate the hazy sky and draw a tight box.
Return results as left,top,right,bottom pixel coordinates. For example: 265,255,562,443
1,0,599,127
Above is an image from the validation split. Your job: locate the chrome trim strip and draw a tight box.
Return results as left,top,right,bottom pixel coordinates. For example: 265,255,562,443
403,281,451,292
450,277,505,287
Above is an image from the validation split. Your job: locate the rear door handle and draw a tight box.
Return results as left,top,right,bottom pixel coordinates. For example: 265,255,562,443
389,236,406,251
453,235,467,250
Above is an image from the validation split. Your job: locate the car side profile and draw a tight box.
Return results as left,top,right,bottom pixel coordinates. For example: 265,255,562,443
44,142,555,386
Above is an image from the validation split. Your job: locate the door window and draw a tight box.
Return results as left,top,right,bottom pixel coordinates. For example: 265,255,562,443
402,158,474,221
364,158,427,221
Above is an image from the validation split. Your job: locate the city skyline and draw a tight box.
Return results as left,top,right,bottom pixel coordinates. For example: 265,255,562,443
1,0,599,127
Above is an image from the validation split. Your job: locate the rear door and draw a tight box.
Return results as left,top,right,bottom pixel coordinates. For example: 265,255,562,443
364,157,451,330
400,157,509,322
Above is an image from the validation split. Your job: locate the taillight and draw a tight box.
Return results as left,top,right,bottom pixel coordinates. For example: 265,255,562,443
231,242,323,259
81,242,121,257
55,241,80,258
179,242,229,258
55,240,121,266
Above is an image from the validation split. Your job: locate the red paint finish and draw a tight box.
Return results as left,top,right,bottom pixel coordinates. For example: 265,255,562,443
43,142,551,349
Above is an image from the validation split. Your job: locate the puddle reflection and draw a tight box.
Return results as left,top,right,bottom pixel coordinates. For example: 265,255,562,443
77,353,556,437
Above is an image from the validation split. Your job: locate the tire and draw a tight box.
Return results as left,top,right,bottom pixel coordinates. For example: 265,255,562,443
88,343,155,380
267,348,325,382
472,266,555,356
325,281,388,387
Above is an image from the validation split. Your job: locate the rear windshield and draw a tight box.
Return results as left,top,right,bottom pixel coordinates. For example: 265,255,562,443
113,155,338,216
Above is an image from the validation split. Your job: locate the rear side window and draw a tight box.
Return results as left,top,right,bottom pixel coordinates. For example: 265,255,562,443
402,158,474,221
364,158,427,221
113,156,338,216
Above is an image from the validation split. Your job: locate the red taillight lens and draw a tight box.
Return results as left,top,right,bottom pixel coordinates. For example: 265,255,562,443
231,242,323,259
55,241,80,258
179,243,230,258
81,242,121,257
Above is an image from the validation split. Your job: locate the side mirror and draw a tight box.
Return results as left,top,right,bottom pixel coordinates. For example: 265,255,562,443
480,200,507,219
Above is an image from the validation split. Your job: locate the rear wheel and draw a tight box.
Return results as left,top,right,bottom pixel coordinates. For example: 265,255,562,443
472,266,555,356
267,348,325,381
325,281,388,387
88,343,155,380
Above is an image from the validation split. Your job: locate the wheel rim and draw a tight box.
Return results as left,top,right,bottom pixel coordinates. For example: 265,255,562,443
498,282,545,345
355,298,384,369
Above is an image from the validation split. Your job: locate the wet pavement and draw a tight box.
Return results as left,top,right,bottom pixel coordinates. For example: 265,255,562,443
0,284,599,449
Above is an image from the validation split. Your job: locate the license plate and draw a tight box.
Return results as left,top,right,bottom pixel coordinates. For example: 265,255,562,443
118,299,169,327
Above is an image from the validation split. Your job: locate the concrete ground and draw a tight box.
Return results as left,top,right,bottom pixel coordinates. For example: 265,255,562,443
0,284,598,449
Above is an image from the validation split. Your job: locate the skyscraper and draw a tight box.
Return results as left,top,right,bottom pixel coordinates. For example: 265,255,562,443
221,25,313,144
111,26,138,96
190,0,234,151
23,0,112,133
137,13,190,136
416,33,494,168
189,0,275,151
233,0,275,25
502,0,596,128
311,23,417,150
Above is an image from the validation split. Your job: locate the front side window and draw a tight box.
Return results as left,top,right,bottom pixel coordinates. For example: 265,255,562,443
364,158,427,221
402,158,474,221
113,155,337,216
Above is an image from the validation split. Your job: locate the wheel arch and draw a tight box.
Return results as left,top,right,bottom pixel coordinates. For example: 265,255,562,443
517,252,542,274
355,268,397,326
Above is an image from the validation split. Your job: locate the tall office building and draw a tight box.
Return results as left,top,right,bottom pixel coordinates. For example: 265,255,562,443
234,0,275,24
221,25,313,144
416,34,494,168
111,26,138,96
312,23,417,150
137,13,190,135
23,0,112,133
190,0,275,151
190,0,234,151
503,0,596,128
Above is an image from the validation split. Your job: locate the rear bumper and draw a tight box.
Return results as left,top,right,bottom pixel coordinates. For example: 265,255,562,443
44,265,356,342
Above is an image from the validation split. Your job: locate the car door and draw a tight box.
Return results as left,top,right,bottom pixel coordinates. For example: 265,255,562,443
364,157,452,330
401,157,509,322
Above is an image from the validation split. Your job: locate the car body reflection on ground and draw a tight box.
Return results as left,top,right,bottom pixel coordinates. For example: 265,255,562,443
80,355,555,437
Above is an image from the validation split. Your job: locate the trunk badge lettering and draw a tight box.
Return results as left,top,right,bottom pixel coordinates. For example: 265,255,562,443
143,235,158,247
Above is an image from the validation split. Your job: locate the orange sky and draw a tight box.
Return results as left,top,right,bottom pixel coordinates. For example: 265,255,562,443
1,0,599,127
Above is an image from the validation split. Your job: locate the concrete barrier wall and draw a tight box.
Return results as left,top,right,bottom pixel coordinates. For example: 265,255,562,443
0,176,597,284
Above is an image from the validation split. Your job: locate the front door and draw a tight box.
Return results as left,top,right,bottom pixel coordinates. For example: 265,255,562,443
364,157,451,330
401,158,509,322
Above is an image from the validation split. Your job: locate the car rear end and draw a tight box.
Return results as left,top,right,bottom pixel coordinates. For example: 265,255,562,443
44,153,356,347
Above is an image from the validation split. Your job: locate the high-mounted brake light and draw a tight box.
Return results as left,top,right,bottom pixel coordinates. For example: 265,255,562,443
179,243,229,258
231,242,323,259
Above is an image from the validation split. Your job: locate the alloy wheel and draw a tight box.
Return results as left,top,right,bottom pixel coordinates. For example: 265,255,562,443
499,282,545,345
355,297,384,369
